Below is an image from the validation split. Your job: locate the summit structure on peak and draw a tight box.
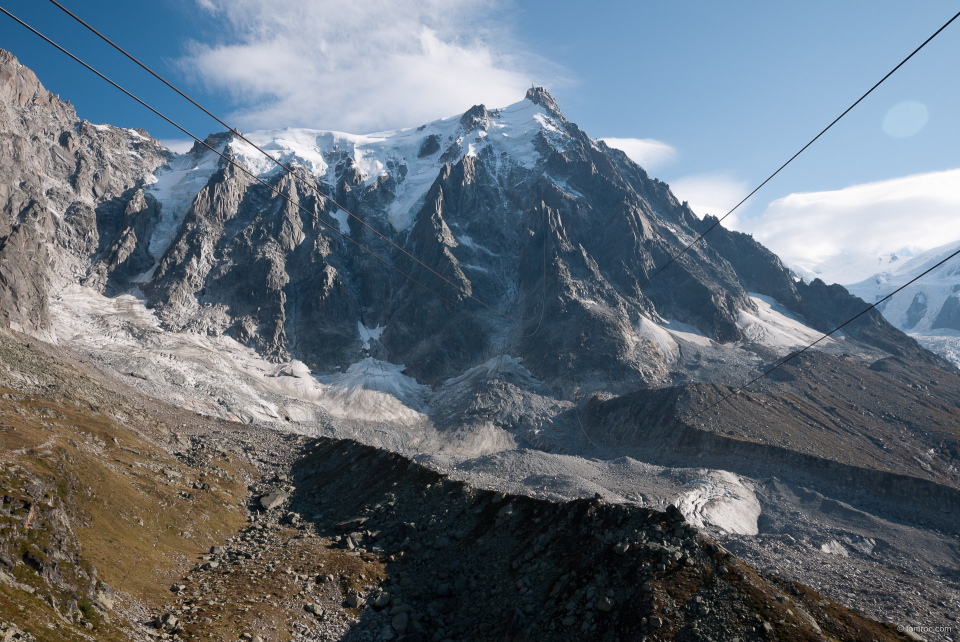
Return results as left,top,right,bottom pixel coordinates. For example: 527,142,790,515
525,85,564,119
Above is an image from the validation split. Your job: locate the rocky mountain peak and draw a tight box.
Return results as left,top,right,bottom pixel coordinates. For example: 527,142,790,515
458,103,491,131
0,48,77,133
0,51,948,388
525,85,564,120
0,47,957,642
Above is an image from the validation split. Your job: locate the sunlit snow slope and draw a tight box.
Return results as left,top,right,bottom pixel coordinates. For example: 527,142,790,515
847,240,960,367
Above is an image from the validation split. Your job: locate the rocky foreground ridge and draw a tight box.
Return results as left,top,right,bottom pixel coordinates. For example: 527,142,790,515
0,329,913,641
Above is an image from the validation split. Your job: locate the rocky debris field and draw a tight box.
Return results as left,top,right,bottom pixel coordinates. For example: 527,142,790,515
0,329,926,642
724,530,960,641
146,434,912,642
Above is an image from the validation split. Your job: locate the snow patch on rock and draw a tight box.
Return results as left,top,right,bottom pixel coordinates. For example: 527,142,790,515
661,318,715,347
820,540,849,557
738,293,834,353
314,358,429,424
675,471,761,535
636,316,679,360
144,142,224,272
330,208,351,235
357,321,385,351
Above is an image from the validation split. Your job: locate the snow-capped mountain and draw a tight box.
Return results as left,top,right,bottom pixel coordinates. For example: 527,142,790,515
846,239,960,367
788,251,913,288
0,45,945,399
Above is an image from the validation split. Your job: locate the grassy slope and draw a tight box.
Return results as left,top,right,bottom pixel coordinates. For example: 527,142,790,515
0,331,251,640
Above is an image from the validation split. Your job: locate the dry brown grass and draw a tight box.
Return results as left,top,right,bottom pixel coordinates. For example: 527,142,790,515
0,385,250,640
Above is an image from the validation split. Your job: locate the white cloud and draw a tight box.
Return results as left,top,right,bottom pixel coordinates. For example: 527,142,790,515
668,173,749,221
179,0,559,133
600,137,677,172
738,169,960,281
160,138,195,154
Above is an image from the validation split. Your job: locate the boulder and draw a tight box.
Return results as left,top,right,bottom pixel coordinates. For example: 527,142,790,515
259,491,289,510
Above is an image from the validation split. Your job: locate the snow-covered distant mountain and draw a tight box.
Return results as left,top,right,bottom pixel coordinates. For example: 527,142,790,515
789,251,914,287
846,239,960,367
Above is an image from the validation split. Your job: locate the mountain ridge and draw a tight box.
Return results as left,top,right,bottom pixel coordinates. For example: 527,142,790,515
1,46,947,390
3,45,960,641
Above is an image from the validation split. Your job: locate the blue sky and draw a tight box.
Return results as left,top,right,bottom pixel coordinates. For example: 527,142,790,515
3,0,959,282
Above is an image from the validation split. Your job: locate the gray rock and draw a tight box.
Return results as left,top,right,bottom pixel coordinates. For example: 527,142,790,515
155,613,178,631
391,611,409,633
335,517,369,531
259,491,289,510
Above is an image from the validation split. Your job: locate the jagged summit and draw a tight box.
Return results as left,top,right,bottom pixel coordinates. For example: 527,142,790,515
525,85,564,120
0,47,944,390
458,103,491,130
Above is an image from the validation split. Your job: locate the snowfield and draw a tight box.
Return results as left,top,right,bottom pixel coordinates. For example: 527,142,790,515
224,98,562,232
844,240,960,367
738,294,836,352
143,141,225,278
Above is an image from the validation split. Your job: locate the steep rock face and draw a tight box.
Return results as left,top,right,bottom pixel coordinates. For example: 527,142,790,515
0,201,56,336
0,48,945,388
141,143,365,364
933,294,960,332
127,91,771,384
84,188,161,292
0,49,169,335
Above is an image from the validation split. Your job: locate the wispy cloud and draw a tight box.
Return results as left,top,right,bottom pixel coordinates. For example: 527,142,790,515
739,168,960,271
600,137,677,172
667,173,749,221
179,0,560,133
160,138,195,154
